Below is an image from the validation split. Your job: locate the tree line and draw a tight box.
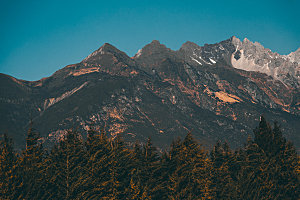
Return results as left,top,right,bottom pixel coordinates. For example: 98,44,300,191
0,116,299,199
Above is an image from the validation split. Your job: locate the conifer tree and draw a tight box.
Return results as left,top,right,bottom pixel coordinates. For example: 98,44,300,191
151,151,170,200
272,135,299,199
81,128,111,199
15,122,47,199
104,134,132,199
0,134,18,199
47,129,86,199
239,117,300,199
127,141,153,199
210,141,237,199
140,138,159,197
127,168,152,200
168,133,212,199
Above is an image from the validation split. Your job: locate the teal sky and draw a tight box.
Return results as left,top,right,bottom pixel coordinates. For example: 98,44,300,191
0,0,299,81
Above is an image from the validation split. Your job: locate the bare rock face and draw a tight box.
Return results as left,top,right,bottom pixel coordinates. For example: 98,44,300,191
288,48,300,63
0,37,299,151
178,37,236,67
230,37,299,88
178,36,300,88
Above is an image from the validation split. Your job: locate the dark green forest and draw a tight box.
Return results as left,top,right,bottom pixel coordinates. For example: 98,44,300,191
0,117,299,200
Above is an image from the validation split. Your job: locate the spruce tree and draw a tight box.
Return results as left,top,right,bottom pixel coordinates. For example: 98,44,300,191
239,117,300,199
168,132,212,199
127,168,152,200
0,134,18,199
140,138,159,197
151,150,171,200
15,122,47,199
104,134,132,199
210,141,237,199
47,129,86,199
238,140,269,199
80,128,111,199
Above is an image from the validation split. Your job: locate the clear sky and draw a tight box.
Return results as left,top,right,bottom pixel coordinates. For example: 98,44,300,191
0,0,299,81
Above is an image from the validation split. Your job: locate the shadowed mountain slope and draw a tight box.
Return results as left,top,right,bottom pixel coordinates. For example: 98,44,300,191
1,37,299,150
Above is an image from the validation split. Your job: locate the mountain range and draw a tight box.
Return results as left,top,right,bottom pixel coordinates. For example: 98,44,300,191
1,36,299,150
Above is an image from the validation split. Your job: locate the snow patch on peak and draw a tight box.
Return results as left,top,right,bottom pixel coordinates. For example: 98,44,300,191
198,56,211,65
190,57,202,65
209,58,216,64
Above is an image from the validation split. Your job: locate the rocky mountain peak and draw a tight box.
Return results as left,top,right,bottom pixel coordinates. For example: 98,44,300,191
133,40,174,65
101,42,119,52
178,37,236,67
133,40,176,72
243,37,250,42
81,43,130,64
133,40,171,60
176,36,299,87
135,40,171,57
80,43,133,68
229,36,241,50
180,41,201,52
230,37,300,88
288,47,300,63
230,35,241,44
150,39,161,45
